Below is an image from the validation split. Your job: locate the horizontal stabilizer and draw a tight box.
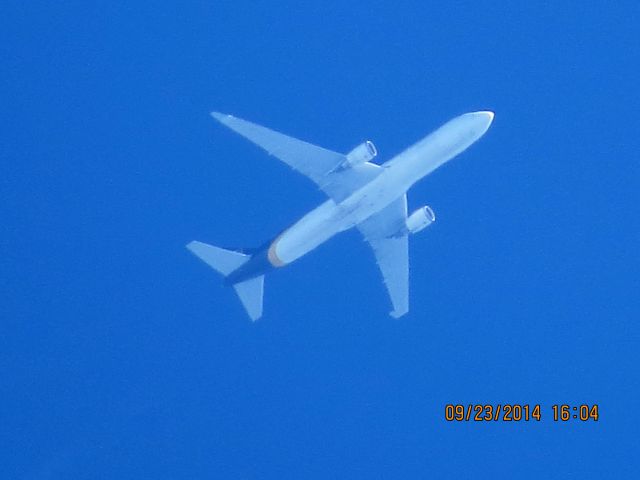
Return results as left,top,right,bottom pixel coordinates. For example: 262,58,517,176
232,275,265,321
186,240,265,321
186,241,248,276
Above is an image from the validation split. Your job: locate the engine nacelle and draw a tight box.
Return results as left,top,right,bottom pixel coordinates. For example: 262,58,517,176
404,206,435,234
344,141,377,168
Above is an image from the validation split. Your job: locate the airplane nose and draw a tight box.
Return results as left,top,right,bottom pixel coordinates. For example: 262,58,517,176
466,110,494,134
462,111,495,125
476,110,494,124
455,110,495,139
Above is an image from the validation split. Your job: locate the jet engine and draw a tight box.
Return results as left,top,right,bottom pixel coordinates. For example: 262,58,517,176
345,141,377,167
404,206,436,234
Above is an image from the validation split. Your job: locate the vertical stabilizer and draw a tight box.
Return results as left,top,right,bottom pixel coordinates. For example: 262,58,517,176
186,240,265,321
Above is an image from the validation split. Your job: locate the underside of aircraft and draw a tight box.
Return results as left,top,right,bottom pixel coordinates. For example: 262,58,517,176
187,110,494,320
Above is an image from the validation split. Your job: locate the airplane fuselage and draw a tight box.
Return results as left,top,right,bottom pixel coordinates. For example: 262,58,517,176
225,111,493,285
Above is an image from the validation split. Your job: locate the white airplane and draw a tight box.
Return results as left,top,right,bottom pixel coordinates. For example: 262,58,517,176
187,110,494,320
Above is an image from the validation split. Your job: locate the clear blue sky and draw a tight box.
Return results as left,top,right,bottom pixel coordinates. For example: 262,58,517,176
2,1,639,478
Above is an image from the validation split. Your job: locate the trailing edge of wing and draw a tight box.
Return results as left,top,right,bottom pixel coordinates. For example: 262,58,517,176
211,112,381,202
357,195,409,318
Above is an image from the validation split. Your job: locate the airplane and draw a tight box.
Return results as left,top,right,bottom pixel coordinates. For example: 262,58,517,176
187,110,494,320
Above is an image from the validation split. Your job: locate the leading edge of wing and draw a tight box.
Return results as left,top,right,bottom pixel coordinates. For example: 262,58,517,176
210,112,382,202
211,111,344,181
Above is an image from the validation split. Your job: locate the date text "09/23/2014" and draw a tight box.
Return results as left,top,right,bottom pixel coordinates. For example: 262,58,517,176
444,404,599,422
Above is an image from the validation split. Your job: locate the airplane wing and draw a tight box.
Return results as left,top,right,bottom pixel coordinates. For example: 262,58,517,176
211,112,381,202
357,194,409,318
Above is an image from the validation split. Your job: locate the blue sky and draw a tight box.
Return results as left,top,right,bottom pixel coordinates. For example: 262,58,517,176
2,1,639,478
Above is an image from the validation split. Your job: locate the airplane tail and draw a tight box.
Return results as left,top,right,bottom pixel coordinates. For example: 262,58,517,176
186,241,264,321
